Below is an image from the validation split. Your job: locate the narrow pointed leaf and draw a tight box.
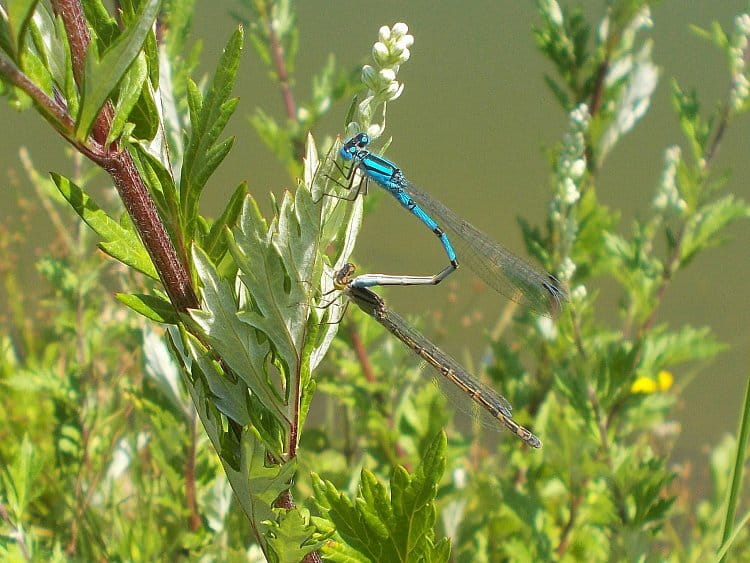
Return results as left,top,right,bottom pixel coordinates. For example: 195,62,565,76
115,292,179,324
180,27,243,237
106,50,149,144
51,173,158,279
7,0,39,54
75,0,161,140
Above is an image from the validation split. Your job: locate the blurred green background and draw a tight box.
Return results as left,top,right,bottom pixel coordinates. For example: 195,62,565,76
1,1,748,491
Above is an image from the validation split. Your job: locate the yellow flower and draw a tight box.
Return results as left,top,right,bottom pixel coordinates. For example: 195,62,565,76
631,370,674,394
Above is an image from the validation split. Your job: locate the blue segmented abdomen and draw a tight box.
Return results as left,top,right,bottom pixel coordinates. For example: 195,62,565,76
358,151,460,265
391,187,459,263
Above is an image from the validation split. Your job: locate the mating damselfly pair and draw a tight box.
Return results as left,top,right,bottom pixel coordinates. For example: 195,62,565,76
318,133,567,447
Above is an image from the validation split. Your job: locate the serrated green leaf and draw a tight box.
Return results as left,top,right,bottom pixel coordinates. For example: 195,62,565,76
226,182,338,424
190,246,288,427
180,27,243,240
680,195,750,265
265,508,327,563
183,331,253,426
115,292,179,324
232,427,297,539
311,473,382,561
639,325,726,373
313,432,449,562
51,173,158,279
75,0,161,140
179,365,294,542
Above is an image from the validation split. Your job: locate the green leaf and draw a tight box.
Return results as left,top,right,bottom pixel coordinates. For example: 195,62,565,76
224,190,323,426
128,143,179,231
179,365,294,545
680,195,750,265
183,330,253,426
57,15,79,117
639,325,726,373
128,77,160,140
265,508,328,563
180,27,243,241
190,246,289,428
115,292,179,324
75,0,162,140
0,18,12,59
6,0,39,55
203,181,248,264
81,0,120,49
18,46,52,96
106,51,149,144
29,5,67,89
0,434,43,519
51,173,158,279
231,428,297,546
313,432,449,562
671,80,712,160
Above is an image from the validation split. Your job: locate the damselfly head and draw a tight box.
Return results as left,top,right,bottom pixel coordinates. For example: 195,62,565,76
333,263,357,289
339,133,370,161
354,132,370,148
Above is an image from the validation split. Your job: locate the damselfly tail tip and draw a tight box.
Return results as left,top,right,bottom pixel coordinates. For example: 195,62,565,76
527,434,542,449
543,275,569,317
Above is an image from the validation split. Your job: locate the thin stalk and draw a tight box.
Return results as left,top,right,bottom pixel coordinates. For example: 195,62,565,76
718,364,750,562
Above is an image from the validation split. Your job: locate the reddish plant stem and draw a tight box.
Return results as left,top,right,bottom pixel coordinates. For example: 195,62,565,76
555,488,583,557
50,0,197,311
348,324,376,384
266,16,296,123
101,150,197,310
0,55,84,146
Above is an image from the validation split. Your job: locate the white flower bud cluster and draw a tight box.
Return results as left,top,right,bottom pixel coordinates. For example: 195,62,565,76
652,145,686,215
554,104,589,212
729,14,750,113
549,104,589,293
539,0,563,27
351,23,414,139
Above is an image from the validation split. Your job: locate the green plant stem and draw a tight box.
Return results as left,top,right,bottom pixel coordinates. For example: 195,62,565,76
0,503,30,560
719,366,750,562
185,413,200,532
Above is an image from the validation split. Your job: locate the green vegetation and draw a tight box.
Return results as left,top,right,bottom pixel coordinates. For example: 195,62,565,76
1,0,749,560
